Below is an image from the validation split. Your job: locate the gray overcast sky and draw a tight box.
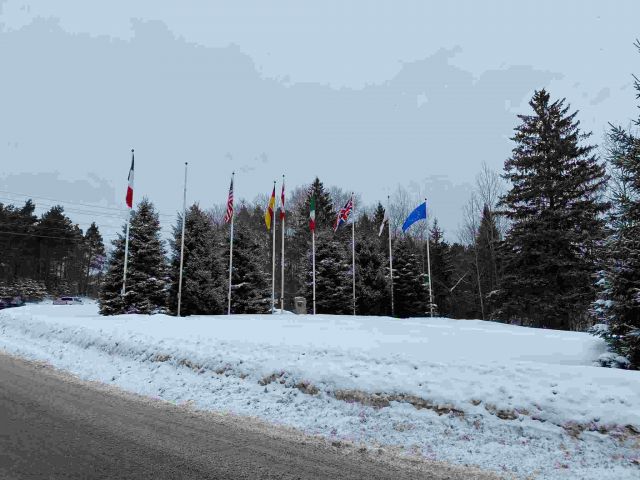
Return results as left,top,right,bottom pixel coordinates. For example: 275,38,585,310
1,0,639,241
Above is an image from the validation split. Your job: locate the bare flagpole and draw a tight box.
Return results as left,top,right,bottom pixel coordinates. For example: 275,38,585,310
312,227,316,315
310,195,316,315
280,175,285,313
387,195,395,317
424,198,434,317
227,172,235,315
177,162,188,317
351,192,356,316
271,180,277,313
121,148,134,297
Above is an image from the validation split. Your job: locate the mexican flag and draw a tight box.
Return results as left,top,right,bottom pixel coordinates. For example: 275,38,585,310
309,196,316,232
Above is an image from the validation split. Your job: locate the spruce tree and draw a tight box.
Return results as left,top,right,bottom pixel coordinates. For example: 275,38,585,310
99,198,167,315
394,237,428,318
306,229,352,314
592,43,640,367
167,204,225,315
355,212,389,315
498,89,608,329
427,219,452,316
229,206,271,314
98,235,125,315
592,126,640,367
83,222,105,296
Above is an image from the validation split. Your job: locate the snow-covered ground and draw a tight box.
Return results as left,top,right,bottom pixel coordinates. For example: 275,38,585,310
1,302,639,479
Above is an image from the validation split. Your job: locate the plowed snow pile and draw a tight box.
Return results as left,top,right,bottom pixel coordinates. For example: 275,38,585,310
1,302,639,479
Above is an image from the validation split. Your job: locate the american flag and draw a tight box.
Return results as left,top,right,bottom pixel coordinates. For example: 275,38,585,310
223,175,234,224
333,195,353,232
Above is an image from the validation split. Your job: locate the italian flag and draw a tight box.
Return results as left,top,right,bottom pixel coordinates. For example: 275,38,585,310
126,149,134,209
309,196,316,232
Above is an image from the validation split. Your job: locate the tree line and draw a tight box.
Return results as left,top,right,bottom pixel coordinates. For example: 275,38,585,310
0,201,105,299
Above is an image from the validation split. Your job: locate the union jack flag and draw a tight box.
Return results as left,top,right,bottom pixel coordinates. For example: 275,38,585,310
333,195,354,232
223,175,234,224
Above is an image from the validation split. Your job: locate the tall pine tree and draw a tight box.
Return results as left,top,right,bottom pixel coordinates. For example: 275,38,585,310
393,237,428,318
498,89,608,330
99,198,167,315
592,43,640,367
167,204,225,315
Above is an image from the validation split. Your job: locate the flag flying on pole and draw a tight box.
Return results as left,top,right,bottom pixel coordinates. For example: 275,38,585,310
223,176,234,224
264,184,276,230
126,149,134,209
280,180,286,220
333,195,354,232
309,196,316,232
378,208,389,236
402,201,427,232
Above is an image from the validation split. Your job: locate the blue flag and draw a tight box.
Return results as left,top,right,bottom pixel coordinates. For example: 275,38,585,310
402,201,427,232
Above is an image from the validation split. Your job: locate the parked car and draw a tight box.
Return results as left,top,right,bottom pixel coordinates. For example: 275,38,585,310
53,296,83,305
0,297,24,309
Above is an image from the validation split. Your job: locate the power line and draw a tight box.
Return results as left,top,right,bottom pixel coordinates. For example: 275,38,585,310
0,191,178,218
0,230,119,242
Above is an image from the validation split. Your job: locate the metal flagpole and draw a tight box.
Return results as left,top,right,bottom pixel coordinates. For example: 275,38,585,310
177,162,188,317
121,148,134,297
227,172,235,315
280,175,285,313
121,212,131,296
387,195,394,317
271,180,277,313
312,229,316,315
424,198,434,317
351,192,356,316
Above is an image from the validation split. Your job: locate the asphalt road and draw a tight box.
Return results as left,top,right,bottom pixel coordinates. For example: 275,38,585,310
0,353,499,480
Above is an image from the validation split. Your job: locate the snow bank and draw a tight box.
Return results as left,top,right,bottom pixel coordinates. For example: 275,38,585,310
1,303,638,479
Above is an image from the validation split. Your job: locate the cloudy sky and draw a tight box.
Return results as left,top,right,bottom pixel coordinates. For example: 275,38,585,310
0,0,639,240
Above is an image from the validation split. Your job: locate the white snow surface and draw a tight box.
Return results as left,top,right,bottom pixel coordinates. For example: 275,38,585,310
1,302,639,479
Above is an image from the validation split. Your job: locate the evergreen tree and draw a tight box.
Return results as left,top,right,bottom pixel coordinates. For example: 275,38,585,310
34,205,83,293
82,222,105,296
476,204,501,318
291,178,350,314
229,206,271,314
427,219,452,316
393,237,428,318
305,229,352,314
498,89,608,330
592,43,640,367
592,126,640,367
167,204,225,315
355,212,389,315
98,235,125,315
99,198,167,315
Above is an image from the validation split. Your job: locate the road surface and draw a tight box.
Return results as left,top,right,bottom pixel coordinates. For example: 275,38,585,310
0,353,500,479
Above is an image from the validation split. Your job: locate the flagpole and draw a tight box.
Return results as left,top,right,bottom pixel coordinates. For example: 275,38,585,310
424,198,434,318
177,162,188,317
121,148,134,297
387,195,395,317
312,228,316,315
280,175,285,313
351,192,356,316
271,180,277,313
122,211,131,296
227,172,235,315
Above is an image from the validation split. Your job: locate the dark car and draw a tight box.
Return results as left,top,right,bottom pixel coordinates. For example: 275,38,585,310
0,297,25,309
